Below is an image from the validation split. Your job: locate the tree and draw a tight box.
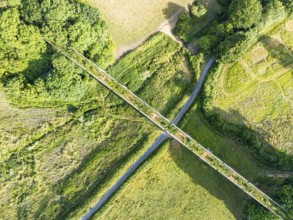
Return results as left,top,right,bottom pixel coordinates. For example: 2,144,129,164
215,31,249,63
247,202,277,220
21,0,42,24
229,0,262,29
198,35,217,51
1,0,115,107
190,2,207,17
277,185,293,211
280,0,293,15
0,8,46,77
263,0,286,21
21,0,114,67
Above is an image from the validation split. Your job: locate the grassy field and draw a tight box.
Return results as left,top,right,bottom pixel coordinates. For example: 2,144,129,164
95,103,266,219
0,91,162,219
203,20,293,161
107,33,204,118
87,0,194,56
0,32,202,219
61,33,207,219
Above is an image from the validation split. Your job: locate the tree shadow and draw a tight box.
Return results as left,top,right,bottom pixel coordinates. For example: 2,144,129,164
162,2,187,20
207,107,293,170
169,106,292,218
169,141,246,219
261,35,293,69
162,2,187,31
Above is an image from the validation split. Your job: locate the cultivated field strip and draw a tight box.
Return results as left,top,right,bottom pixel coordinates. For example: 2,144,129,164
46,41,289,219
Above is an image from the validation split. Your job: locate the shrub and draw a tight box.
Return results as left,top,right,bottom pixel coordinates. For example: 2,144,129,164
229,0,263,29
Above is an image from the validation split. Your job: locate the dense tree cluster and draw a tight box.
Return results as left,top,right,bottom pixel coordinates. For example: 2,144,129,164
0,0,115,106
175,0,290,63
229,0,262,29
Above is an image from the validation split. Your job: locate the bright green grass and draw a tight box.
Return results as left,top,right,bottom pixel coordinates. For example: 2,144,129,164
204,20,293,156
97,143,243,220
224,62,252,93
0,32,200,219
95,103,264,220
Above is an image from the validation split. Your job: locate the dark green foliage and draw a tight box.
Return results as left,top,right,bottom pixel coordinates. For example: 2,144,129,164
276,185,293,211
247,202,278,220
215,32,249,63
229,0,263,29
174,13,193,42
260,0,287,28
174,1,224,43
247,183,293,219
198,35,217,51
281,0,293,15
21,0,114,67
175,0,290,64
0,0,115,107
216,0,232,7
0,8,46,77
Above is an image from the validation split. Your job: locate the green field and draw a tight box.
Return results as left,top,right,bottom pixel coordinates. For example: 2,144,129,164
87,0,194,56
203,20,293,168
0,32,203,219
61,33,208,219
1,1,292,219
94,103,268,219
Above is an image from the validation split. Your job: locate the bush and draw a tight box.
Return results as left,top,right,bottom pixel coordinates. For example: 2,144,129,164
198,35,217,51
190,2,207,17
229,0,263,29
214,32,249,63
174,13,193,42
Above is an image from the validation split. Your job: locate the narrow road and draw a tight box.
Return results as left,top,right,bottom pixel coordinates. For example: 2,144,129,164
81,57,214,220
46,41,287,219
81,133,168,220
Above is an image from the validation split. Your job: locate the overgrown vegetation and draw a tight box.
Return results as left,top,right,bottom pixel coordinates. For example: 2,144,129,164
1,0,292,219
0,15,202,217
175,0,291,63
246,177,293,220
94,102,280,219
202,19,293,170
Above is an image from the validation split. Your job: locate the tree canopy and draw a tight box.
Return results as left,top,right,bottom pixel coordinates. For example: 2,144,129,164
229,0,263,29
0,0,115,107
0,8,46,77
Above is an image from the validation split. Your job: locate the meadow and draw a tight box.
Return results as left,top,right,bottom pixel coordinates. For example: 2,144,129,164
86,0,194,56
94,103,268,220
0,32,203,219
203,20,293,168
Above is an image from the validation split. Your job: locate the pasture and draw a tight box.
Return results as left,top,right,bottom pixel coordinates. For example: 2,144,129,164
87,0,194,57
